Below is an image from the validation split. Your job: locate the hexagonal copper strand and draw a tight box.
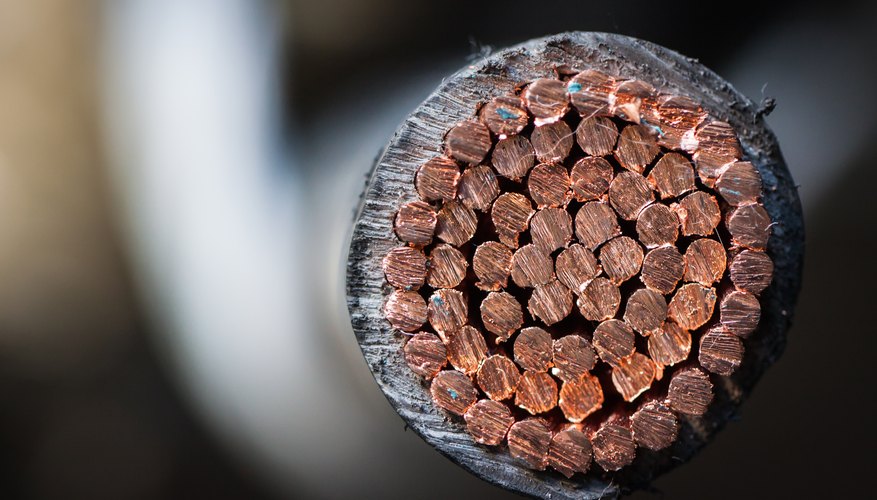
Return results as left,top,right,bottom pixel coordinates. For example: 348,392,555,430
479,94,529,137
567,69,615,117
508,417,552,470
528,163,571,208
609,170,655,220
491,192,534,248
570,156,613,202
445,325,488,375
684,238,727,285
699,324,745,376
576,277,621,321
589,412,637,471
457,165,500,211
394,200,436,246
384,290,427,332
648,321,692,367
667,366,714,416
610,79,656,123
523,78,570,125
720,290,761,338
431,369,479,417
611,352,657,402
403,333,447,379
729,249,774,294
415,156,460,202
675,191,721,237
529,208,573,254
668,283,717,331
631,397,679,451
727,204,772,250
716,161,762,206
599,236,644,284
427,288,468,341
636,204,679,248
548,424,593,477
477,354,521,401
693,120,743,186
510,244,554,288
593,319,636,367
623,288,668,335
648,152,696,200
472,241,513,291
382,246,427,290
445,120,492,165
464,399,515,446
576,116,618,156
641,245,685,294
552,335,596,383
480,291,524,343
426,244,467,289
528,279,573,326
614,124,661,173
558,373,604,422
435,200,478,246
531,120,574,163
491,135,535,181
516,371,559,415
574,201,621,250
555,244,600,294
649,95,707,151
514,326,554,372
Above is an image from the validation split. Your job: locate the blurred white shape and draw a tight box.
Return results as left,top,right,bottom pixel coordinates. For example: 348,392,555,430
101,0,327,495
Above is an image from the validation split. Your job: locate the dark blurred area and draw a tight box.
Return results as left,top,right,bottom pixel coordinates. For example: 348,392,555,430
0,0,874,499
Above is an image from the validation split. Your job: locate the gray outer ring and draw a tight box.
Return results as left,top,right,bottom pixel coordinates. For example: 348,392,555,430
346,32,804,499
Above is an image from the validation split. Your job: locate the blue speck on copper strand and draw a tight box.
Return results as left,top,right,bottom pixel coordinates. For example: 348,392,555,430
643,120,665,137
496,107,517,120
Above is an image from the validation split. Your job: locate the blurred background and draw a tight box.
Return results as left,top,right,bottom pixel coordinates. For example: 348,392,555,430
0,0,874,498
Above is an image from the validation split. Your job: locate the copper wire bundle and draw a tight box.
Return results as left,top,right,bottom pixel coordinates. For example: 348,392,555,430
383,69,773,477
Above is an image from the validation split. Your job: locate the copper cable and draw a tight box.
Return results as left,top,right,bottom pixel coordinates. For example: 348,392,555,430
381,69,776,477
